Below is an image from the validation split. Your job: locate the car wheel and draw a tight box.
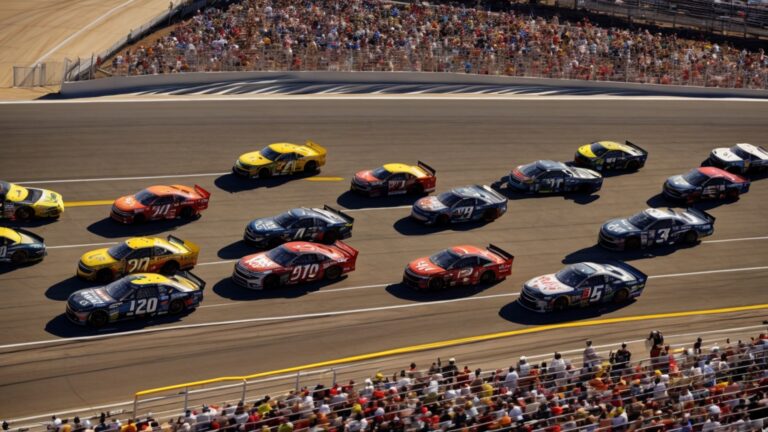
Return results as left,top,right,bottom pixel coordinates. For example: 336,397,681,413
726,166,742,175
322,230,338,244
10,250,27,264
625,237,641,251
428,277,445,290
626,161,640,171
482,209,499,222
684,230,698,244
324,266,342,281
436,214,450,226
15,207,33,220
96,269,114,283
133,213,145,224
160,261,180,275
263,274,280,290
727,188,740,201
480,271,496,284
258,168,271,179
180,207,196,219
408,184,424,196
304,161,318,174
87,310,109,328
168,299,185,315
553,297,569,312
613,288,629,304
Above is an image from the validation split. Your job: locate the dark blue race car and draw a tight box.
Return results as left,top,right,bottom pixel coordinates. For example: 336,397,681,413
244,205,354,248
599,207,715,251
0,227,46,264
410,185,507,225
506,160,603,194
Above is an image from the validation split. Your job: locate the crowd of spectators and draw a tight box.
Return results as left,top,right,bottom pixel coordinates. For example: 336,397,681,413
27,330,768,432
101,0,768,89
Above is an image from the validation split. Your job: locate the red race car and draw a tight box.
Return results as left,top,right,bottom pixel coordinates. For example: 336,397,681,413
232,241,358,290
403,244,514,290
111,185,211,224
351,161,436,197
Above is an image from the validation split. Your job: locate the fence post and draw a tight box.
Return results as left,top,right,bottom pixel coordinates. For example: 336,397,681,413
184,386,189,412
241,380,247,403
133,396,139,421
295,371,300,391
332,368,337,386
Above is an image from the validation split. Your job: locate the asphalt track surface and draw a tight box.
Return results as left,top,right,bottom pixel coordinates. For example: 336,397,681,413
1,98,767,418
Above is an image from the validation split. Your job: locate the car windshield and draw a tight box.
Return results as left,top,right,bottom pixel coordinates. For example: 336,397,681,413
730,145,750,159
437,192,462,207
259,147,282,161
682,169,708,186
107,243,133,260
555,266,592,287
628,211,656,229
429,249,461,269
590,143,609,157
274,211,298,227
371,167,392,180
105,278,134,299
519,163,545,178
267,246,298,266
135,189,158,205
0,181,9,195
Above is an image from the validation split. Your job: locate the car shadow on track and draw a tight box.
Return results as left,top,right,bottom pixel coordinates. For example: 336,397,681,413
335,190,421,210
0,261,42,275
490,181,600,205
562,243,697,264
215,172,318,193
392,216,495,236
87,217,196,238
45,276,93,301
212,276,349,300
45,309,195,338
646,193,738,211
218,240,258,259
498,300,637,325
386,281,499,302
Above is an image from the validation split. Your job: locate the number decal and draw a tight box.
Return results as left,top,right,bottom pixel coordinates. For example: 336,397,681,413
656,228,670,243
278,161,296,174
458,268,473,278
127,257,150,272
553,179,564,190
129,298,158,314
0,246,6,258
388,180,406,192
152,204,171,217
453,207,473,219
294,228,306,240
589,285,604,303
290,264,319,281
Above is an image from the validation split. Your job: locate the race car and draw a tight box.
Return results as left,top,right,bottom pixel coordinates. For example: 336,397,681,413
707,143,768,174
351,161,436,197
0,181,64,220
244,205,354,248
506,160,603,194
233,141,327,178
410,185,507,226
66,272,205,328
598,207,715,251
663,167,750,203
402,244,514,290
110,184,211,224
518,262,647,313
573,140,648,172
0,227,46,264
77,235,200,282
232,241,358,290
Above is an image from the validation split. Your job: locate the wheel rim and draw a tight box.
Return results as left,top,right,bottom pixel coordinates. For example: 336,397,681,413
554,298,568,311
626,238,640,250
162,262,179,275
437,215,450,226
323,231,337,244
264,275,278,289
305,162,317,173
614,290,628,303
16,208,32,220
685,232,697,243
484,210,496,221
325,267,342,280
259,169,271,178
481,271,495,284
428,278,444,290
89,312,108,327
11,252,26,264
169,300,184,315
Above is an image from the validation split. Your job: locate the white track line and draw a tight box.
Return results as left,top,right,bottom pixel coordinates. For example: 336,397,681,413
648,266,768,279
47,242,118,250
15,172,228,184
345,205,412,212
703,236,768,244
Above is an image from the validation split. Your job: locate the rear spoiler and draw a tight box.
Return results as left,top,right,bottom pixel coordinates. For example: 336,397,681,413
332,240,358,258
323,204,354,224
175,270,206,291
417,160,436,176
194,184,211,199
167,234,186,246
611,261,648,283
625,140,648,156
481,184,507,202
487,244,514,261
15,227,45,244
304,140,327,156
685,207,716,224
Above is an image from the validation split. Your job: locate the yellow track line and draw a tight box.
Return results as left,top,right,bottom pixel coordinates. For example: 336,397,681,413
64,200,114,208
304,176,344,182
135,302,768,396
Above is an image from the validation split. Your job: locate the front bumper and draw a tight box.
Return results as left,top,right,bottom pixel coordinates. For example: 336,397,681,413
598,231,625,251
243,229,270,246
110,207,135,224
232,164,254,177
231,267,264,290
76,261,97,280
662,184,688,201
402,270,430,289
506,175,530,192
517,289,549,313
410,207,436,224
65,305,88,325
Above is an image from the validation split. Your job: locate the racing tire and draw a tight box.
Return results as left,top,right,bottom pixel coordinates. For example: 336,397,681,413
727,188,740,201
435,214,450,226
14,207,33,220
625,237,641,251
324,266,343,281
479,270,496,284
407,184,424,196
160,261,180,275
96,269,114,283
683,230,699,244
427,277,445,290
322,230,339,244
10,250,27,264
613,288,630,304
626,161,640,171
263,274,280,290
133,214,146,224
725,166,743,175
304,161,318,174
553,297,569,312
87,310,109,328
168,299,185,315
482,209,499,222
180,207,196,219
258,168,271,179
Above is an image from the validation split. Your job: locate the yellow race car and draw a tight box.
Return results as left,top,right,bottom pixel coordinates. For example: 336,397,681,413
77,235,199,283
0,181,64,220
233,140,327,178
573,140,648,172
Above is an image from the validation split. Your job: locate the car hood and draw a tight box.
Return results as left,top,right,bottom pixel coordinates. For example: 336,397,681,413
711,147,742,162
602,218,638,235
577,144,596,159
354,170,379,183
407,257,445,276
248,217,283,233
238,152,272,167
69,287,113,310
524,274,574,295
665,175,695,190
414,196,446,212
33,188,64,208
114,195,145,211
239,253,281,272
80,248,118,268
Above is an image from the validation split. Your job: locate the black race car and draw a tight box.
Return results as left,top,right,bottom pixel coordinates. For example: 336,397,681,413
0,227,46,264
506,160,603,194
244,205,354,248
599,207,715,251
410,185,507,225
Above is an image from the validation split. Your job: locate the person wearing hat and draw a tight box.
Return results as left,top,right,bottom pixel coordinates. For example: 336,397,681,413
613,343,632,377
440,357,459,384
583,340,601,371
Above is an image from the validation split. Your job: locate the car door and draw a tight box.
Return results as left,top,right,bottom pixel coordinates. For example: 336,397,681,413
275,153,298,175
289,217,316,241
386,173,408,195
124,247,152,274
539,171,566,193
0,236,8,260
647,219,674,245
578,276,607,305
128,285,160,318
151,245,174,271
450,198,476,221
702,177,726,199
603,150,622,170
449,257,478,285
148,195,176,220
288,253,321,283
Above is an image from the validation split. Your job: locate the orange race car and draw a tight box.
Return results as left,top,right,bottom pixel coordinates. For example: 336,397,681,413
111,185,211,224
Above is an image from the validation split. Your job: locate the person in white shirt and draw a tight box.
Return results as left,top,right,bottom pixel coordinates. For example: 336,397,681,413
701,417,721,432
518,356,530,377
503,366,519,392
653,377,667,400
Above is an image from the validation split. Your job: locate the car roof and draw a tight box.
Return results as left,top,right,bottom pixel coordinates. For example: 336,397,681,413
593,141,642,155
735,143,768,159
450,245,485,256
268,142,319,156
126,273,198,291
0,227,22,243
451,185,504,202
381,163,430,177
697,167,746,183
124,237,179,251
281,241,335,256
568,262,600,275
536,160,567,170
288,208,337,222
144,185,196,197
